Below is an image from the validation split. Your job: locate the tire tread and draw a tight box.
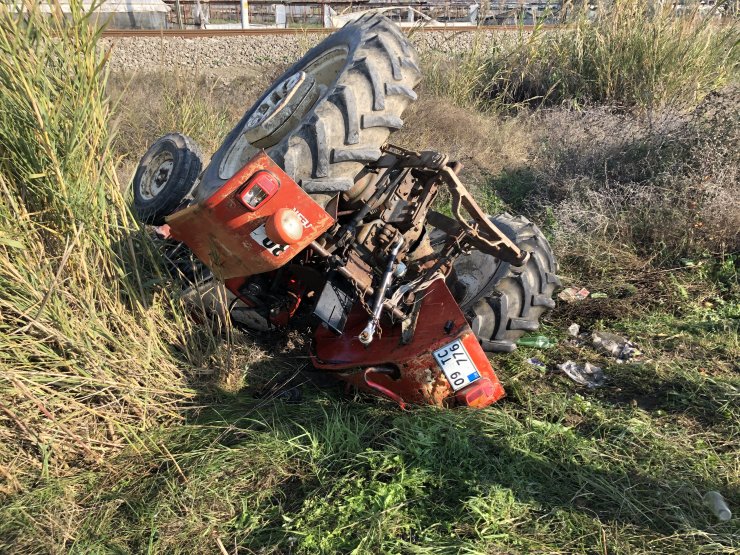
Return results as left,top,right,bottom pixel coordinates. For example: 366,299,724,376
464,213,559,353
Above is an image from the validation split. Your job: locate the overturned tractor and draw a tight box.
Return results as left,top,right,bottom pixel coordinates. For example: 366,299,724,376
132,14,558,409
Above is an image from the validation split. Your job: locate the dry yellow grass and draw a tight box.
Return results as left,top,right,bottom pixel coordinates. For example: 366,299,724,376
0,1,212,493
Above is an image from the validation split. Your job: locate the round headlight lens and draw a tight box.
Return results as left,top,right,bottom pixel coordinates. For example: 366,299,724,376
265,207,304,245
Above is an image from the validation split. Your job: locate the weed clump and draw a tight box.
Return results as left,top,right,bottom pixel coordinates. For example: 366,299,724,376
0,0,197,493
427,0,738,110
527,89,739,264
422,1,738,272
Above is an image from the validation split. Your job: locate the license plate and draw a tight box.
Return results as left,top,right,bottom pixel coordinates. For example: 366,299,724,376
433,339,481,392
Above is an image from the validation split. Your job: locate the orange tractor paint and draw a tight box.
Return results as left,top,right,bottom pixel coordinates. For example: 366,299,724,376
312,279,505,408
167,151,334,280
133,17,558,411
164,150,507,409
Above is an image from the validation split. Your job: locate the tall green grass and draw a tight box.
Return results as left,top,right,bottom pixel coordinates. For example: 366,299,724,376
0,0,200,492
426,0,738,110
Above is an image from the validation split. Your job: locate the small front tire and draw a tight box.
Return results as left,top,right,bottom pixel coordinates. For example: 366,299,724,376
133,133,203,225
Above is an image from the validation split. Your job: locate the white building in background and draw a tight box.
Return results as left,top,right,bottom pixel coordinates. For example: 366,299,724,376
28,0,172,29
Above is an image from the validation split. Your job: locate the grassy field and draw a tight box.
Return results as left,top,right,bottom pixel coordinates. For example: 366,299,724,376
1,1,738,553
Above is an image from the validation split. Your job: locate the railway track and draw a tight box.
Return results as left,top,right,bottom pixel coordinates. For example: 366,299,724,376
102,24,550,38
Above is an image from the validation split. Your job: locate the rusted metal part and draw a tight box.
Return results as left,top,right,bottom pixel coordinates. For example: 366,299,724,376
167,151,334,279
408,175,438,231
343,251,374,293
372,143,527,267
308,141,527,334
378,144,448,169
400,296,422,345
439,166,528,266
309,241,406,321
312,280,505,408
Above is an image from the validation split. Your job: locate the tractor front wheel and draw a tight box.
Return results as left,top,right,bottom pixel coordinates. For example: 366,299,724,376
132,133,203,225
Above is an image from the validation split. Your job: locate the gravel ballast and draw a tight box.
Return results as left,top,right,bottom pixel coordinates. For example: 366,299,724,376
102,30,522,73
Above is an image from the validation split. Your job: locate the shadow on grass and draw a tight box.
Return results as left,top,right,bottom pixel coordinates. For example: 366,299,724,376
591,362,739,428
61,347,737,554
173,364,739,553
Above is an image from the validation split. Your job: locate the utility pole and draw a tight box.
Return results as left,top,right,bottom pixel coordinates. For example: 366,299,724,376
174,0,183,29
241,0,250,28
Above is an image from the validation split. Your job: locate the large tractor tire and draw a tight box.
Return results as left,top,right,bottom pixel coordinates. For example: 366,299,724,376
451,213,560,353
195,14,422,201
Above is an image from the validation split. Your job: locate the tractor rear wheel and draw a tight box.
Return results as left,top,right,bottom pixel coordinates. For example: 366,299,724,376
451,213,560,353
195,14,422,201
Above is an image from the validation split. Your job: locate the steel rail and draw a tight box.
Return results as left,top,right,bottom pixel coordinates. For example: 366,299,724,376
102,24,555,38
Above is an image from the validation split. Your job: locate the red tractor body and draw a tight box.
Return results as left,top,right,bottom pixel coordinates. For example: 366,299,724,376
167,151,334,280
134,17,558,411
165,150,506,409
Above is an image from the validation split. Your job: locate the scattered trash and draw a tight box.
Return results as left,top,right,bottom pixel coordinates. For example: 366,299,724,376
558,286,590,303
526,357,547,370
592,331,640,361
567,323,581,337
590,292,608,299
517,335,556,349
556,361,605,388
703,491,732,522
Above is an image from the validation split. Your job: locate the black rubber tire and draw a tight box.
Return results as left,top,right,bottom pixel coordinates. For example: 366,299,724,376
133,133,204,225
454,213,560,353
195,14,421,200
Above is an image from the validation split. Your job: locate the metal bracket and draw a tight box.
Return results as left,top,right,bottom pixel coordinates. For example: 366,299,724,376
439,167,528,266
379,144,528,267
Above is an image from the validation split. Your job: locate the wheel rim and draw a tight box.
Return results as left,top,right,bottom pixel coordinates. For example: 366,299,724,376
245,72,306,131
140,150,174,200
218,46,349,180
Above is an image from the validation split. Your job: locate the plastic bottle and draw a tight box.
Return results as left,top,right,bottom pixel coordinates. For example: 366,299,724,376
703,491,732,522
516,335,555,349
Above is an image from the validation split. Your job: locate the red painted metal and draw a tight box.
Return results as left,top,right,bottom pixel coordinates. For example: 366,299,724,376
363,368,407,410
163,150,505,409
454,374,500,409
166,151,334,280
312,280,505,408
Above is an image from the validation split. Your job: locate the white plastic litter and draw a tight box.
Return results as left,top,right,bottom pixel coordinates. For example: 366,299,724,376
556,361,605,388
704,491,732,522
592,331,640,361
